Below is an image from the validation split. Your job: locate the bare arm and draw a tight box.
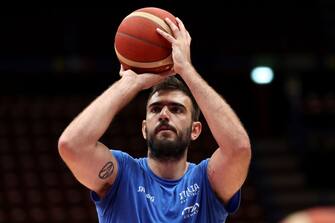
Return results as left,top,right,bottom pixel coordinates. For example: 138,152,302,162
158,18,251,204
58,68,170,198
179,65,251,204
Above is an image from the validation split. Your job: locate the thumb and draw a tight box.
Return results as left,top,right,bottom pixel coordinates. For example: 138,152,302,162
159,68,176,77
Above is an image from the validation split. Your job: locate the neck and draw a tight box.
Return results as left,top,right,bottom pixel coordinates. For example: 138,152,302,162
147,153,189,180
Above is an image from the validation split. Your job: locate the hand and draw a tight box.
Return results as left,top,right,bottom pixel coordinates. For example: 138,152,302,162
119,65,175,90
156,17,192,75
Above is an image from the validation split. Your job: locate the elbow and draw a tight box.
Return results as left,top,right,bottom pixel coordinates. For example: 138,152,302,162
237,136,252,161
240,134,251,150
58,136,67,155
58,135,76,161
227,134,251,161
58,133,94,162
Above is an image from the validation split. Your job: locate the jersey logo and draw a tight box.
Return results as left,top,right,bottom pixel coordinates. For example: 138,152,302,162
179,183,200,203
182,203,200,219
137,186,155,202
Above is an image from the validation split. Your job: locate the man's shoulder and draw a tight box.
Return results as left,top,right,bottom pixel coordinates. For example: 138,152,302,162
110,149,144,160
110,149,147,170
184,158,210,177
191,158,210,169
110,149,129,158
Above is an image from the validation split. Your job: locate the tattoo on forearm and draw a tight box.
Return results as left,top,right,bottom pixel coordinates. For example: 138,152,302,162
98,161,114,179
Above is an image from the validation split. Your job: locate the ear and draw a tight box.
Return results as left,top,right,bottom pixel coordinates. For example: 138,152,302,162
142,120,147,139
191,121,202,141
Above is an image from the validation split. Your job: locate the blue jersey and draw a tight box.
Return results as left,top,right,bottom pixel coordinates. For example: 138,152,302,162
91,150,240,223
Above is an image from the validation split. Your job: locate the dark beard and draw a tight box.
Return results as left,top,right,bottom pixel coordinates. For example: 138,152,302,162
147,126,192,162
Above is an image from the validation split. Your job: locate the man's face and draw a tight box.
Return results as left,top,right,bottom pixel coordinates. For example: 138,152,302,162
143,90,194,161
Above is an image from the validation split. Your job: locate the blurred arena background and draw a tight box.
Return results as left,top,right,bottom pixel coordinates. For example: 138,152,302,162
0,1,334,222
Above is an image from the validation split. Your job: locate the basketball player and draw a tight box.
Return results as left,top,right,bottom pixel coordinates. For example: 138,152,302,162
58,17,251,222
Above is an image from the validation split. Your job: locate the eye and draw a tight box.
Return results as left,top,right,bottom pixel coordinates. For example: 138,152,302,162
150,105,161,113
170,106,184,114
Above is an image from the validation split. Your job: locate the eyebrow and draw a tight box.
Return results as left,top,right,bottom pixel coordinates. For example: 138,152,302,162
148,101,186,109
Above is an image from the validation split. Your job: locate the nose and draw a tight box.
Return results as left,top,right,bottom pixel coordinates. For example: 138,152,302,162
159,106,169,121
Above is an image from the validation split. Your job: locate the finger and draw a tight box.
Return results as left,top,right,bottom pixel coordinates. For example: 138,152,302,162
159,68,176,77
176,17,190,40
145,73,168,85
176,17,186,33
119,65,124,76
156,28,175,43
164,17,181,37
186,31,192,44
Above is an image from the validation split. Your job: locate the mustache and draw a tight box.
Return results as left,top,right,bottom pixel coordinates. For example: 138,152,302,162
155,121,177,134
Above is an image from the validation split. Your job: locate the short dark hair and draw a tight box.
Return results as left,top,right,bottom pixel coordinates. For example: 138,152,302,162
147,76,200,121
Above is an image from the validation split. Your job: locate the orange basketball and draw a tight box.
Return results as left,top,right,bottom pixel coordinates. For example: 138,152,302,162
114,7,177,74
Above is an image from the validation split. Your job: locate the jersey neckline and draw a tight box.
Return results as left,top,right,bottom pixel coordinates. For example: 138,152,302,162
143,157,194,186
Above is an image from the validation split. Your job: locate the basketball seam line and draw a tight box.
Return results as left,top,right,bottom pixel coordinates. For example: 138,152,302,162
125,11,172,36
117,32,171,52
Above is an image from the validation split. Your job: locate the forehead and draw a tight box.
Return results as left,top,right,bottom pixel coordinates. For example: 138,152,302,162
147,90,192,108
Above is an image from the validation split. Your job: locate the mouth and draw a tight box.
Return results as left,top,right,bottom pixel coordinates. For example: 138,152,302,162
155,125,176,134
